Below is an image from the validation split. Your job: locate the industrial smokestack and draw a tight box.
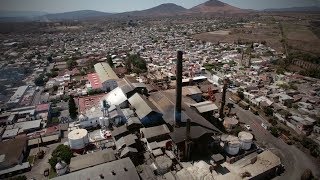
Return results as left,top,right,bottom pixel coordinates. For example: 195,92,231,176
219,78,229,118
175,51,183,126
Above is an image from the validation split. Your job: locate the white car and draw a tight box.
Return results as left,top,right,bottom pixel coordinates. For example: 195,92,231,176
244,124,251,131
261,123,268,130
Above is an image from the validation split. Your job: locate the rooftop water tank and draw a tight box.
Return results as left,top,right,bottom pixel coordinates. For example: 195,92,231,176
68,129,89,151
221,134,240,155
238,131,253,150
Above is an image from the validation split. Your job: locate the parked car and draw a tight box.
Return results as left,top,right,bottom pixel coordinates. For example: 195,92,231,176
261,123,268,130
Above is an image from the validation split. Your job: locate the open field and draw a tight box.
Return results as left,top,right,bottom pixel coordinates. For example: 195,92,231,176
282,21,320,55
193,22,284,53
193,13,320,56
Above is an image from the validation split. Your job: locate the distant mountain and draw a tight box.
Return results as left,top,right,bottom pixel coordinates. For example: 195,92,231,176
0,11,47,18
190,0,248,14
116,3,189,17
264,6,320,12
44,10,113,20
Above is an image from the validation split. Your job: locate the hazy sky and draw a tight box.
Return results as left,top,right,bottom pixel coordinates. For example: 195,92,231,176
0,0,319,13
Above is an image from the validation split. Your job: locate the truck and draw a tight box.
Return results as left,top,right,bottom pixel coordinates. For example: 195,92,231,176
229,94,241,104
250,106,259,115
239,100,250,110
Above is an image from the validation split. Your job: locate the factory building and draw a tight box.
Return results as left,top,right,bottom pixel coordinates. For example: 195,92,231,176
94,62,119,92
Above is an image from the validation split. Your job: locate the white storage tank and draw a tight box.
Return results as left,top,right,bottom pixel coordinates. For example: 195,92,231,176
238,131,253,150
99,117,104,127
98,117,109,127
68,129,89,151
221,134,240,155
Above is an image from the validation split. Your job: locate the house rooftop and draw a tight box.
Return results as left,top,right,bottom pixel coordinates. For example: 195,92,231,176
94,62,119,82
53,157,139,180
140,124,170,140
0,136,27,170
69,148,116,172
128,93,162,120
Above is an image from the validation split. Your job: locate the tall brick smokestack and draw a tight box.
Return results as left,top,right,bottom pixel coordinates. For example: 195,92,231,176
219,78,228,118
175,51,183,126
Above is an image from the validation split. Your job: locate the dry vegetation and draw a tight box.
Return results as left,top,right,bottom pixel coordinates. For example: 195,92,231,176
193,13,320,56
283,21,320,55
193,21,284,52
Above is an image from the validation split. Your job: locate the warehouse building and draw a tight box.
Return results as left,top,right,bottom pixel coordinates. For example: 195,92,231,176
94,62,119,92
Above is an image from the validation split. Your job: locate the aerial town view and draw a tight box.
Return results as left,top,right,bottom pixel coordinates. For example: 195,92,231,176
0,0,319,179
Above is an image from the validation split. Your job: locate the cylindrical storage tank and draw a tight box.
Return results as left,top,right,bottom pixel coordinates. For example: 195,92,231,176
223,117,239,130
155,155,173,175
238,131,253,150
222,135,240,155
104,117,109,127
68,129,89,151
99,117,104,127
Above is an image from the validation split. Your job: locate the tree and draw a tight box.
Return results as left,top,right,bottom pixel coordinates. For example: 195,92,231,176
126,54,147,73
47,56,53,63
269,127,280,137
107,55,114,68
68,95,78,120
34,75,45,86
53,85,58,91
301,169,313,180
48,144,73,170
67,59,77,70
237,89,244,100
264,107,274,116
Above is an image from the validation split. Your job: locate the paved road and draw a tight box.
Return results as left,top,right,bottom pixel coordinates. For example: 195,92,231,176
226,94,320,179
24,132,68,180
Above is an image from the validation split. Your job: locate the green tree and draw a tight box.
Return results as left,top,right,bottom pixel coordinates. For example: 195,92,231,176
47,56,53,63
53,85,58,91
34,75,45,86
237,89,244,100
68,95,78,120
127,54,147,73
48,145,73,170
67,59,77,70
269,127,280,137
264,107,274,116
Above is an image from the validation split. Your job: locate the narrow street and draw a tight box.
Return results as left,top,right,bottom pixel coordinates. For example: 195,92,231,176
226,95,320,179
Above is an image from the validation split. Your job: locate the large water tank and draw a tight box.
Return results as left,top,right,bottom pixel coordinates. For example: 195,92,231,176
223,117,239,130
238,131,253,150
98,117,109,127
155,155,173,175
221,135,240,155
68,129,89,150
99,117,104,127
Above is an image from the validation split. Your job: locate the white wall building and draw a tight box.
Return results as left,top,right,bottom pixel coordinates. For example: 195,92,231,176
94,63,119,91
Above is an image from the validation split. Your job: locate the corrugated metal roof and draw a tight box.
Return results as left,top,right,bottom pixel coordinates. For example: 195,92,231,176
94,62,119,83
149,90,221,133
140,124,170,140
103,87,128,111
190,101,218,113
53,158,139,180
183,86,202,96
69,149,116,172
170,126,214,143
128,93,161,119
